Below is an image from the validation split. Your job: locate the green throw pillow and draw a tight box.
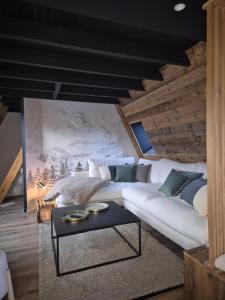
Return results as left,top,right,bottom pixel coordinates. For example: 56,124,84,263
159,169,190,196
115,165,136,182
108,165,117,181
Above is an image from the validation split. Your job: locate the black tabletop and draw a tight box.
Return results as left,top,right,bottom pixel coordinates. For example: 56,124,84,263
51,201,140,237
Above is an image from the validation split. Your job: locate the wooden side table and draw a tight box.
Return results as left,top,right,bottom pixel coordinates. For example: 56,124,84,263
36,198,56,223
184,247,225,300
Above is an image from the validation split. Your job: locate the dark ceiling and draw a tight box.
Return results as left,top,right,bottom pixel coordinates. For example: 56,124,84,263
0,0,206,112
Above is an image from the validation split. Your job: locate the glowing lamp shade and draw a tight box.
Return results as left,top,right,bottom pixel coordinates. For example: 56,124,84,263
37,182,46,190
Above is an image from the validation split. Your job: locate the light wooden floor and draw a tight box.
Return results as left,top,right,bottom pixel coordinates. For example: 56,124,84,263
0,197,39,300
0,197,184,300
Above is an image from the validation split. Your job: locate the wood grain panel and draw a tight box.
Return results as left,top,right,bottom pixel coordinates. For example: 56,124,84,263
143,103,205,131
204,0,225,266
0,197,38,300
149,129,206,145
123,64,206,117
127,82,205,123
120,42,206,163
184,247,225,300
0,148,23,203
121,42,206,108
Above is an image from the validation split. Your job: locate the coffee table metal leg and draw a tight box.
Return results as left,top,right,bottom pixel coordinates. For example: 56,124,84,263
51,213,53,238
138,221,142,256
56,237,59,276
51,218,60,276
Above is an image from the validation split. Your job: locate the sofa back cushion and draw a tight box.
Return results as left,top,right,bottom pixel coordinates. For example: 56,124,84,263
138,158,161,183
157,158,195,183
156,158,207,183
88,157,136,178
138,157,207,183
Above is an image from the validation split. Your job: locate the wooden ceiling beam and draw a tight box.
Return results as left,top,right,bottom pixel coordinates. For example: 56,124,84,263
0,16,190,66
0,88,119,104
0,63,144,90
0,45,162,80
0,78,130,98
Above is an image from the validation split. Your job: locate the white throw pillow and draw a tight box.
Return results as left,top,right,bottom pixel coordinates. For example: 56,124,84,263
193,185,208,217
88,157,136,178
98,166,111,180
88,159,100,177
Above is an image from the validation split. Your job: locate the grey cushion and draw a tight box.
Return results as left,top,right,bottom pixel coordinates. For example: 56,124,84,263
181,178,207,206
159,169,190,196
178,170,203,182
115,165,136,182
136,164,152,183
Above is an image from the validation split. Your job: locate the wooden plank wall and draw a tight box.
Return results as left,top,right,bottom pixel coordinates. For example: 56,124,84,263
0,148,23,204
204,0,225,266
121,42,206,163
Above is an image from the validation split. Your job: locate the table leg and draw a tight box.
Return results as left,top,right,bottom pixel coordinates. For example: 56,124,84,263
51,213,53,238
138,221,142,256
56,237,59,276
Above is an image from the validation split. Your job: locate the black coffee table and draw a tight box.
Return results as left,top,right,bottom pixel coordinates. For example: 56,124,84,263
51,201,141,276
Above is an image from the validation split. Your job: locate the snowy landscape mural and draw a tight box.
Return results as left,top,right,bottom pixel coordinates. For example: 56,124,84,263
24,98,136,211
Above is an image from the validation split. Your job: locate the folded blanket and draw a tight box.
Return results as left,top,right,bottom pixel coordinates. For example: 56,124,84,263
45,177,108,205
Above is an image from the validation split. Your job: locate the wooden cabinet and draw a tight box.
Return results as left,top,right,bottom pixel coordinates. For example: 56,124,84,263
184,247,225,300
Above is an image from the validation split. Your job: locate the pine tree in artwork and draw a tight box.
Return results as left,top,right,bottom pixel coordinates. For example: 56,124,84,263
50,164,57,185
27,170,34,187
64,157,71,177
34,167,42,184
42,167,50,184
59,160,66,179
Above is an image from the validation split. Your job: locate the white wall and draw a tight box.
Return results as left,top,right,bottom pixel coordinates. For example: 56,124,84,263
0,113,23,197
24,98,136,211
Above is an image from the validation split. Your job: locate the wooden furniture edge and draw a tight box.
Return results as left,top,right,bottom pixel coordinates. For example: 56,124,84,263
0,148,23,204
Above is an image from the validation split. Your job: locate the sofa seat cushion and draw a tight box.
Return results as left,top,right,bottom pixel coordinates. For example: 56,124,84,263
90,182,135,201
91,181,159,201
122,183,164,203
122,186,208,245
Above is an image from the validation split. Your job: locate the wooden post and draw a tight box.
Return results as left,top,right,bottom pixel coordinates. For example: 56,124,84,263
0,148,23,204
204,0,225,266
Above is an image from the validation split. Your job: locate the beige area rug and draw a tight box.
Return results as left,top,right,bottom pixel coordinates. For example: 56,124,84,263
39,223,183,300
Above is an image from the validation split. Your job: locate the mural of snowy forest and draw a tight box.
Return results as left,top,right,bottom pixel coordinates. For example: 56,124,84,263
24,98,136,211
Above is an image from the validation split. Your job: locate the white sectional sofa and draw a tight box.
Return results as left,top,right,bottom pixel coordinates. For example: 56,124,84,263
122,158,208,250
56,157,208,250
